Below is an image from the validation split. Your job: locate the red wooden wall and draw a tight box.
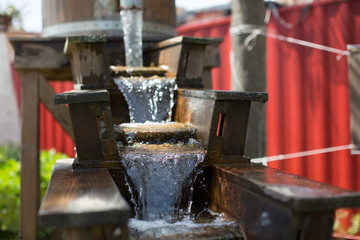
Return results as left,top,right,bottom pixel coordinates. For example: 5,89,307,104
178,0,360,194
266,0,360,192
39,82,75,157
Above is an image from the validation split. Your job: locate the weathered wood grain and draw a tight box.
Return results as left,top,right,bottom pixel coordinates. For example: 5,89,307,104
347,45,360,152
209,163,360,239
39,74,74,141
55,90,119,162
10,37,126,81
213,163,360,211
175,89,267,164
39,159,130,227
20,71,40,240
144,36,223,88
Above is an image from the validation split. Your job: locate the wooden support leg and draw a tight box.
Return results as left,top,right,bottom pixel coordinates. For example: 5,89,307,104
20,71,40,240
38,74,74,141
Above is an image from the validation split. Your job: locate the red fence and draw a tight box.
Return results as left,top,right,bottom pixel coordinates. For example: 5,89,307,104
39,82,75,157
179,0,360,194
266,0,360,192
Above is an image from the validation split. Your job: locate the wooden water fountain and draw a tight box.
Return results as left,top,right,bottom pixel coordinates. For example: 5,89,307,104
38,36,360,240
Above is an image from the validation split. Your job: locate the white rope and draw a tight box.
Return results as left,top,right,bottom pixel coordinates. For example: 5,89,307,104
266,31,350,57
230,25,350,57
251,144,354,164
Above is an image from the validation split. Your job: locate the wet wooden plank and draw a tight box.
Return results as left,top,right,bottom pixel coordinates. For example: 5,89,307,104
116,122,195,144
214,163,360,211
175,89,266,164
144,36,223,88
54,90,110,105
177,89,268,102
11,37,72,80
211,174,296,240
20,71,40,240
209,164,351,239
39,159,130,227
10,37,125,81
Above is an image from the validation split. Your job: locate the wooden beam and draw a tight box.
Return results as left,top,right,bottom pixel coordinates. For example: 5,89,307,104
20,71,40,240
39,159,130,227
210,163,360,239
39,74,74,141
347,45,360,153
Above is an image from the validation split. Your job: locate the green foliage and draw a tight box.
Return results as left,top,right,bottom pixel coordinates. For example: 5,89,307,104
0,158,20,233
0,145,68,237
0,144,20,165
0,5,21,18
0,4,23,30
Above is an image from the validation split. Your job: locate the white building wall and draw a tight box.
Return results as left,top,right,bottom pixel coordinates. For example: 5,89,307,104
0,33,20,145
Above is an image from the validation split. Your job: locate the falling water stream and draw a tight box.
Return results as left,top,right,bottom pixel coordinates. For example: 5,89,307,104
121,8,143,67
114,79,240,238
114,77,177,123
121,142,205,221
117,2,237,237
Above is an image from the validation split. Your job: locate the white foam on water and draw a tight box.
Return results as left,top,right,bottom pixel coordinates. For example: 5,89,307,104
115,77,177,123
128,212,233,239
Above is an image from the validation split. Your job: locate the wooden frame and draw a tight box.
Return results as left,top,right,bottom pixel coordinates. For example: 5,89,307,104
12,37,75,240
347,44,360,154
11,36,222,239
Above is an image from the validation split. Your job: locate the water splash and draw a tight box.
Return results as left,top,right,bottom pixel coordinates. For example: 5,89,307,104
128,213,238,239
120,143,205,221
114,77,177,123
121,9,143,67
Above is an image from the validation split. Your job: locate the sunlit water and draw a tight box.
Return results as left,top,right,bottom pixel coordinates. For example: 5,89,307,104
114,77,177,123
120,142,205,221
128,212,238,239
121,9,143,67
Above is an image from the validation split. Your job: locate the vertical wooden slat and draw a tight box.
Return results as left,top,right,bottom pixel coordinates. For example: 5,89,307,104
20,71,40,240
347,45,360,153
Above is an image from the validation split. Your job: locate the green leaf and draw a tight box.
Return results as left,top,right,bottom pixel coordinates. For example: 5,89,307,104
0,145,68,237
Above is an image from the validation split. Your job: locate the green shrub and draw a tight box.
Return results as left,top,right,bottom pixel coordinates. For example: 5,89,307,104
0,145,68,237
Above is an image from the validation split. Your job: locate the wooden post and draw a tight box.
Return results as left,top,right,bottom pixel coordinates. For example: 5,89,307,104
347,45,360,153
39,74,74,141
20,72,40,240
231,0,266,158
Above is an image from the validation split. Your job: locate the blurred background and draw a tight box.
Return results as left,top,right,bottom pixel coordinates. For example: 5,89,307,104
1,0,360,239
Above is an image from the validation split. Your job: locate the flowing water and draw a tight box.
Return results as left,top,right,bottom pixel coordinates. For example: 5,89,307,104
114,77,177,123
128,213,241,239
121,9,143,67
120,142,205,221
116,10,237,235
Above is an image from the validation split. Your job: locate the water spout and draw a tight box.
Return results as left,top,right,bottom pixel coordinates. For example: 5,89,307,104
120,0,143,67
